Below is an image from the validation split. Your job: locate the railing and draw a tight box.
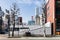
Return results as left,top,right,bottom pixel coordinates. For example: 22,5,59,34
8,25,51,37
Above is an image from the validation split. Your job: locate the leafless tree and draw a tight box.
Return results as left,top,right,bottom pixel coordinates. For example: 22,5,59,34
10,3,20,37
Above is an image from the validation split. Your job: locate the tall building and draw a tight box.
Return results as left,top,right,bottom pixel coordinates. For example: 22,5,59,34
35,7,40,25
28,16,35,25
46,0,60,35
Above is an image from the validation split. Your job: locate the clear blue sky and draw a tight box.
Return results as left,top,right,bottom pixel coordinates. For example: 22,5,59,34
0,0,45,23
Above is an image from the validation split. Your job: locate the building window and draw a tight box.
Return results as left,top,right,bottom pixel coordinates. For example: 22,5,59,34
47,0,49,5
47,6,49,10
47,13,50,17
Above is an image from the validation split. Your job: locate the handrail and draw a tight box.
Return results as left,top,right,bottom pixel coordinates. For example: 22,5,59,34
19,27,43,33
9,27,51,33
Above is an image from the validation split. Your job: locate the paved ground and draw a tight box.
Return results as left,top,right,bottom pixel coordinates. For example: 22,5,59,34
0,37,60,40
0,34,60,40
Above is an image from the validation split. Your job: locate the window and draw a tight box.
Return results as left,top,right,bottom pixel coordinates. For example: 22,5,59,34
47,6,49,10
56,7,60,14
47,13,50,17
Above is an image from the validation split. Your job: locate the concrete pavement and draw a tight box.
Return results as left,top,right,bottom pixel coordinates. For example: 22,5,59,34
0,34,60,40
0,37,60,40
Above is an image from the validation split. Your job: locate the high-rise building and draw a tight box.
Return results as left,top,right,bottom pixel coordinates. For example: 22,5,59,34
28,16,35,25
35,7,40,25
46,0,60,35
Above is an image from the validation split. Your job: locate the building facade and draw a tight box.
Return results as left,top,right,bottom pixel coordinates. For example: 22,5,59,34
28,21,35,25
46,0,60,35
28,16,35,25
18,17,22,25
35,7,40,25
39,15,43,26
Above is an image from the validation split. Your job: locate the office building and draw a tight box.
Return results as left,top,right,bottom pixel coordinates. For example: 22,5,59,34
35,7,40,25
18,17,22,25
46,0,60,35
28,16,35,25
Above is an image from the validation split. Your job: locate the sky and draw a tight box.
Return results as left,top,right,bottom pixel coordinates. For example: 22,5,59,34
0,0,48,23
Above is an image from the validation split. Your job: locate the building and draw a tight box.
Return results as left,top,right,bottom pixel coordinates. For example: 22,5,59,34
35,7,40,25
0,7,5,33
28,21,35,25
15,15,18,25
46,0,60,35
39,15,43,26
28,16,35,25
18,17,22,25
35,15,40,25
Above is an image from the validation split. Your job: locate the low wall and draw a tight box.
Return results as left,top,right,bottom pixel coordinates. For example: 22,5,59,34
9,25,51,36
